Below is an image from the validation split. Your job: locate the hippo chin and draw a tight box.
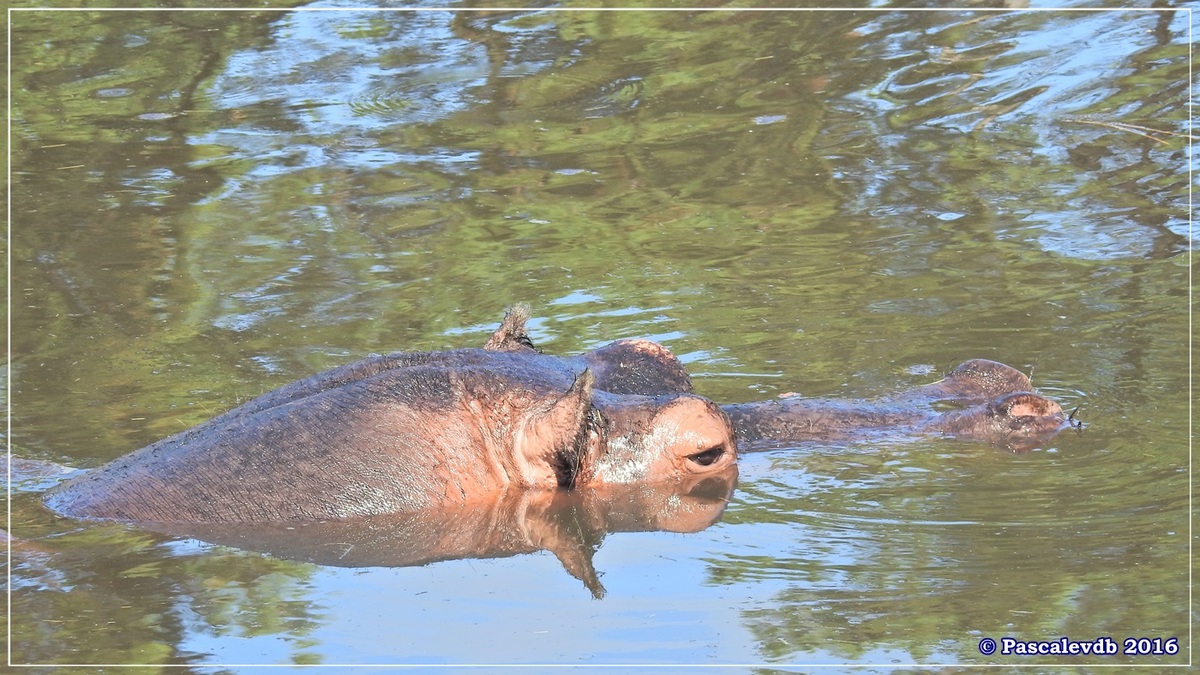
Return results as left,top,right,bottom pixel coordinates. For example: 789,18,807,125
44,304,1072,526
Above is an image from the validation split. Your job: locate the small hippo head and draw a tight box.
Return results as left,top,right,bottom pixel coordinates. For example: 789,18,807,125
938,359,1035,401
934,391,1074,452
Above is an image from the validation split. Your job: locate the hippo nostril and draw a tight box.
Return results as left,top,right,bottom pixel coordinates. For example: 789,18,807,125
687,446,726,467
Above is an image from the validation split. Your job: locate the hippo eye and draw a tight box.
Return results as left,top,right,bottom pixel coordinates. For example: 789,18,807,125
687,445,727,467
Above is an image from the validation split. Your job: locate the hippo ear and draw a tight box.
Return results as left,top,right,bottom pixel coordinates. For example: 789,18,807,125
484,303,540,353
994,392,1061,419
525,369,598,488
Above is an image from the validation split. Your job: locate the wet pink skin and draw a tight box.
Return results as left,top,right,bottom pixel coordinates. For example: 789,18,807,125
42,306,1072,525
43,353,737,523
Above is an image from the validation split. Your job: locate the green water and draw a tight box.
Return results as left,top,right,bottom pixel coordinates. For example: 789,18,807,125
7,4,1192,671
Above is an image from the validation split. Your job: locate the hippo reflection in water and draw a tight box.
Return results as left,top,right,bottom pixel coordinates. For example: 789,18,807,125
40,305,1073,594
151,470,739,600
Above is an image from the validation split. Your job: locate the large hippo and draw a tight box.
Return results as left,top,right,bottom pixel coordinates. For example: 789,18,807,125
44,305,1072,525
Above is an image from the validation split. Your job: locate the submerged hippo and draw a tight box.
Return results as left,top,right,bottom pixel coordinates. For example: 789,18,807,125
44,305,1072,525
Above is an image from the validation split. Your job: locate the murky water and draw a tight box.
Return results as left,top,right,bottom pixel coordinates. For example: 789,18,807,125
8,4,1192,671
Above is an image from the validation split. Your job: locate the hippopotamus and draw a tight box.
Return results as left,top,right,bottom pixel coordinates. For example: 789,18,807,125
43,309,737,524
43,305,1073,526
723,360,1070,450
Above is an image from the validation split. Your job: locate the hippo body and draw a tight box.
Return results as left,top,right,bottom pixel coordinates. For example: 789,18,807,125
44,305,1070,526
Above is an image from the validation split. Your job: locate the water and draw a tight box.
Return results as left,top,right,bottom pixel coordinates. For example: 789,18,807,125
7,4,1192,671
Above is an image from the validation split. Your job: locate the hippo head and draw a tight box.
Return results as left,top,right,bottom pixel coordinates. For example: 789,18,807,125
582,390,738,486
522,368,737,489
932,391,1074,452
484,306,734,486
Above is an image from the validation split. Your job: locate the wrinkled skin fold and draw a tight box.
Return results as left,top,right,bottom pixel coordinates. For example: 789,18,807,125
44,304,1073,526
